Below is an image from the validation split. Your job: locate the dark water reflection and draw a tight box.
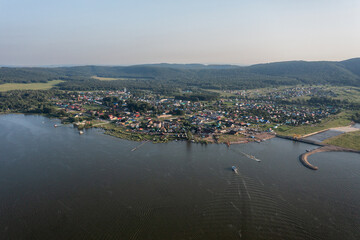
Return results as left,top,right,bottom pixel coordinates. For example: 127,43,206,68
0,114,359,240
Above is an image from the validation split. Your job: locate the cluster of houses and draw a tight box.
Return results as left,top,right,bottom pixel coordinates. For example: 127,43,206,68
52,89,339,139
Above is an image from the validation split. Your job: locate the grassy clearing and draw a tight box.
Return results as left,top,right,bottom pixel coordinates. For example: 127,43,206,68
323,131,360,150
92,76,122,81
92,76,140,81
275,111,353,137
0,80,64,92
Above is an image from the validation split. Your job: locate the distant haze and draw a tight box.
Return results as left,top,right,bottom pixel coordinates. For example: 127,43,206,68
1,0,360,66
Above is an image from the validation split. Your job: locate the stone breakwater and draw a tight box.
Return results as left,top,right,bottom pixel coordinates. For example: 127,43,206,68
299,145,360,170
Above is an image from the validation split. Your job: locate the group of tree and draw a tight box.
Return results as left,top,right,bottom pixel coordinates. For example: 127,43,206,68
0,90,69,116
306,97,360,110
126,99,155,113
174,91,219,101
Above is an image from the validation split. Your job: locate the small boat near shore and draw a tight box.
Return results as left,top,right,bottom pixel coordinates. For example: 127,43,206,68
232,166,239,174
79,130,84,135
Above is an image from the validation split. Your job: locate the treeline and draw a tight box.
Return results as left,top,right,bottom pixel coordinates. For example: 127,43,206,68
56,76,299,94
352,112,360,123
274,97,360,110
307,97,360,109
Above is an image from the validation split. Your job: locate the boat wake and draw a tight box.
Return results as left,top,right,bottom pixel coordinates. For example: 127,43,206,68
234,149,261,162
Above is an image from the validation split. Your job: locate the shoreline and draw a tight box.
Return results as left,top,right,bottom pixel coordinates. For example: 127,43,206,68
0,113,356,151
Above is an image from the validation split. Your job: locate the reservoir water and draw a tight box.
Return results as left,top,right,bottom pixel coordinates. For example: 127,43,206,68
0,114,359,240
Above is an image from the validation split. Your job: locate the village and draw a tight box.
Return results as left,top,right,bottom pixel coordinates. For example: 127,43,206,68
52,87,339,144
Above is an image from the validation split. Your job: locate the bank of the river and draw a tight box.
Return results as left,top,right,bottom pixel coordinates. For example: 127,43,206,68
1,111,354,149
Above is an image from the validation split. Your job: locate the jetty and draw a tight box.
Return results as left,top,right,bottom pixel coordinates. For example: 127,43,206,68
299,145,360,170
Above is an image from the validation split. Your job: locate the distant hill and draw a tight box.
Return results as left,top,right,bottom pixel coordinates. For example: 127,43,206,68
339,58,360,77
1,58,359,90
247,60,360,86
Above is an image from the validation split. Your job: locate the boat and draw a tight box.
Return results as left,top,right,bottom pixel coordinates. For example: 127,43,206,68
79,130,84,135
249,155,261,162
54,124,57,128
306,149,311,152
232,166,239,174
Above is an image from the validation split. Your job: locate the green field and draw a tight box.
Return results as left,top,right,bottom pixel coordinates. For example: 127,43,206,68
275,111,353,137
0,80,64,92
324,131,360,150
206,89,238,97
328,86,360,104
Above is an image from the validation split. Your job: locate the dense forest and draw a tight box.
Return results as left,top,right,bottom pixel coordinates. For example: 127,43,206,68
1,58,360,92
174,91,219,101
0,90,69,115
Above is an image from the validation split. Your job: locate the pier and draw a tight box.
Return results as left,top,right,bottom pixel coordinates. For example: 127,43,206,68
299,145,360,170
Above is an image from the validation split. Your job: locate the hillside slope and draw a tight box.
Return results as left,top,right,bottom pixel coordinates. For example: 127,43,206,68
1,58,359,89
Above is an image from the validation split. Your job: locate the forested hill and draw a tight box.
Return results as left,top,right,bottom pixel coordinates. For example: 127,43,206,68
0,58,359,90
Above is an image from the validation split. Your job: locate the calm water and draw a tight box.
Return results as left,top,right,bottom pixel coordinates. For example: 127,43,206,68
0,114,359,240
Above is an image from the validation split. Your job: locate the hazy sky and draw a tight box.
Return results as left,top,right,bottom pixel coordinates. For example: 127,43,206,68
1,0,360,66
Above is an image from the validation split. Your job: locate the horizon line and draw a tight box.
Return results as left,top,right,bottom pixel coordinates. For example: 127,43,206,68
1,57,359,68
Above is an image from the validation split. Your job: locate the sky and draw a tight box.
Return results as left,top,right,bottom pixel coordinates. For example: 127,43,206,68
1,0,360,66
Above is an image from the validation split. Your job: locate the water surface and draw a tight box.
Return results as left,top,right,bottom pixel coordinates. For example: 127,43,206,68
0,114,359,240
